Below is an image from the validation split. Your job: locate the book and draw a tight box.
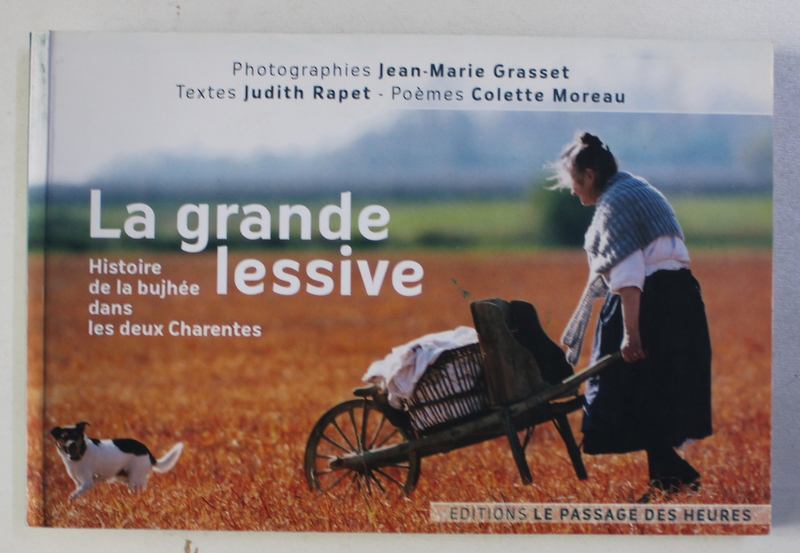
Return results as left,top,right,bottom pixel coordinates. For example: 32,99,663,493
27,32,773,533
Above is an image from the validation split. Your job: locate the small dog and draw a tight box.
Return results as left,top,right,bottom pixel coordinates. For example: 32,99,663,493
50,421,183,500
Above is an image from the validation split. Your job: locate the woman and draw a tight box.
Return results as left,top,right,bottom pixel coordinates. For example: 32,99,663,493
553,132,712,501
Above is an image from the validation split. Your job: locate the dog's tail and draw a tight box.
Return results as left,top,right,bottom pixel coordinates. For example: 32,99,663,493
153,442,184,473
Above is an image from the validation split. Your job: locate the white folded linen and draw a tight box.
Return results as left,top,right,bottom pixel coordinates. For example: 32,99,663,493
362,326,478,408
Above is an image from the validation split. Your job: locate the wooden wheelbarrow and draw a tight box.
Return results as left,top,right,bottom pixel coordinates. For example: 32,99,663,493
304,298,620,495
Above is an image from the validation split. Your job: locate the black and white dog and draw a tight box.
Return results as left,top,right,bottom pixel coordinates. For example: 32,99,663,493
50,422,183,500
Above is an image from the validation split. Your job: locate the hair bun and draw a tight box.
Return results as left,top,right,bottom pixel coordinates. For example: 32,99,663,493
580,133,603,148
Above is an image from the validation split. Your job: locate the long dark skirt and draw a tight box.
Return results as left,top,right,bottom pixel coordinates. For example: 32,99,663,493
581,269,712,455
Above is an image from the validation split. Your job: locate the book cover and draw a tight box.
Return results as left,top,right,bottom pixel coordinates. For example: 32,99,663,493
27,32,773,533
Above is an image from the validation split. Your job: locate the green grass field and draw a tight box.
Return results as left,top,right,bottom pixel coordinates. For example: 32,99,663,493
669,195,773,247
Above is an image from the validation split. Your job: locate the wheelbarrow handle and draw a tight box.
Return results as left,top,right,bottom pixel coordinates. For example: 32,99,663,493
505,352,623,418
562,351,623,389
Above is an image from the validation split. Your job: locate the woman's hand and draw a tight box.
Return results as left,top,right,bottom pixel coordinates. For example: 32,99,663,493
618,286,646,363
621,326,645,363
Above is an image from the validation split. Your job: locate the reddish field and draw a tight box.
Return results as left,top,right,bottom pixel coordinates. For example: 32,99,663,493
27,249,771,533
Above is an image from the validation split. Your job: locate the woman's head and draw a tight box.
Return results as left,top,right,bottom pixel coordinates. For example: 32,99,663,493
550,132,618,205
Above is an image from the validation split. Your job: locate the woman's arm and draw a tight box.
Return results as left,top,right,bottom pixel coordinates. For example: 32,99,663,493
618,286,645,363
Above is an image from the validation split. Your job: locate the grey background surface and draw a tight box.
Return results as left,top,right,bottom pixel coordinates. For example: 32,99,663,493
1,2,797,552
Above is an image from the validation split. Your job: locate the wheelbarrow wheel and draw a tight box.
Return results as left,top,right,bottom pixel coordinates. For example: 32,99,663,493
304,399,421,495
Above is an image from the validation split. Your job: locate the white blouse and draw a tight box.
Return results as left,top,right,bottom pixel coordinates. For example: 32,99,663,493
606,235,690,293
